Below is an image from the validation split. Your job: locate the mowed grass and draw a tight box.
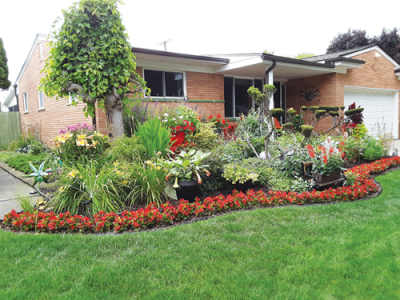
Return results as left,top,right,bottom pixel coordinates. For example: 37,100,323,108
2,170,400,299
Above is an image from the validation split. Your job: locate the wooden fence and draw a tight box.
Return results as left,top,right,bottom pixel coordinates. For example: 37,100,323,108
0,112,21,148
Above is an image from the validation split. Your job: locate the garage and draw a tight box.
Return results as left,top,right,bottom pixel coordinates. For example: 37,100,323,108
344,87,399,139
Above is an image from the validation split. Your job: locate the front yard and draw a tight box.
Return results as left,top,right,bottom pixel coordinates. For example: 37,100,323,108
1,169,400,299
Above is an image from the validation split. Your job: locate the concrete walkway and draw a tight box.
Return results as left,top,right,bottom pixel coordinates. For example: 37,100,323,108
0,167,32,219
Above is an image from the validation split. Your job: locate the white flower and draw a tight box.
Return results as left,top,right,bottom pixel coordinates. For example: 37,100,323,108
162,119,168,122
158,116,161,119
164,113,169,117
178,116,183,119
172,118,176,121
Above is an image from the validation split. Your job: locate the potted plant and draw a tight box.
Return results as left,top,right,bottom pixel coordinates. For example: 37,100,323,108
222,163,259,192
306,139,345,183
158,150,211,202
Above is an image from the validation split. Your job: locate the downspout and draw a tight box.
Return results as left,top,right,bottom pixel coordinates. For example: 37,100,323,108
265,60,276,84
13,84,19,112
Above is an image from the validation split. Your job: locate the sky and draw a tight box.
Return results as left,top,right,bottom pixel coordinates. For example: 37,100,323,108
1,0,399,103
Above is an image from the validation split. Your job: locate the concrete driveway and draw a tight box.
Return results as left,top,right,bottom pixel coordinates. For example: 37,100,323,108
0,167,32,219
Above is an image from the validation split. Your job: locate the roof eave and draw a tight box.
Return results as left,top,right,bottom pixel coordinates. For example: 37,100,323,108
131,47,230,64
262,53,335,69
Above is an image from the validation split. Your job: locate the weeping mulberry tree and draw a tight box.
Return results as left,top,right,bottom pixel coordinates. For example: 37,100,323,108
0,38,11,91
41,0,145,137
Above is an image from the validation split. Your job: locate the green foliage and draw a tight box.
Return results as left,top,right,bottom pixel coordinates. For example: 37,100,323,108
13,192,35,214
40,0,145,118
282,123,293,130
0,37,11,90
287,108,297,115
6,153,49,174
295,52,315,59
216,138,252,163
51,161,126,216
300,106,308,111
234,108,268,139
198,149,229,195
123,100,152,137
190,122,218,151
222,163,258,184
135,117,171,158
345,108,364,116
270,108,285,118
14,133,36,153
247,86,266,104
301,125,314,138
242,158,271,186
7,140,19,152
111,135,147,162
127,159,168,206
308,106,320,112
352,123,368,139
363,137,384,161
157,150,210,186
315,110,327,119
328,111,339,117
53,127,110,164
319,106,339,112
28,140,48,155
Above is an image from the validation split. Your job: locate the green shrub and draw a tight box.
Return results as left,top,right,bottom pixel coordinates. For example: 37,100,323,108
111,135,147,162
28,139,48,155
135,117,171,158
242,158,272,186
7,140,19,152
234,108,268,138
6,153,49,174
363,137,384,161
123,99,152,137
222,163,258,184
353,123,368,139
190,122,218,151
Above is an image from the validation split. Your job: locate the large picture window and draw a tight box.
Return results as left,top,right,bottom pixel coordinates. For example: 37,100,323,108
144,70,184,97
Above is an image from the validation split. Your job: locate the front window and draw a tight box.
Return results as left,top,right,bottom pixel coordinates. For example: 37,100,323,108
144,69,184,97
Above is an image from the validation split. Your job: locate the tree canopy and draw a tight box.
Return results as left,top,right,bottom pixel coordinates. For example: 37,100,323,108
326,28,400,64
41,0,145,137
0,38,11,91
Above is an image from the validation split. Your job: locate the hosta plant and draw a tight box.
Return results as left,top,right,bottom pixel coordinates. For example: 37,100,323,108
157,150,211,188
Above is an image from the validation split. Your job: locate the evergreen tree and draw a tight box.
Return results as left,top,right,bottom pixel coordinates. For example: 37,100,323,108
0,38,11,91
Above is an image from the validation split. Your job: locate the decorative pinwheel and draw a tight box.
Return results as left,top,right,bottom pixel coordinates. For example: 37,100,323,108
24,161,52,186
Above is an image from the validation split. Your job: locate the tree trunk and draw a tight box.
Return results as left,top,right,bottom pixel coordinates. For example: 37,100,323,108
109,108,124,137
104,91,124,138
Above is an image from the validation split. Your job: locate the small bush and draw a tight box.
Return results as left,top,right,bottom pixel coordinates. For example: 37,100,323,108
363,137,384,161
6,153,49,174
111,135,147,163
28,139,48,155
190,122,218,151
7,140,19,152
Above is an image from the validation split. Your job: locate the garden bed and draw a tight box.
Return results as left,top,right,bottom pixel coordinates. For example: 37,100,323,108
2,156,399,234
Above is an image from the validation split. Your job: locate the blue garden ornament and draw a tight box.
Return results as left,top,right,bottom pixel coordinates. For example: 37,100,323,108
24,161,53,186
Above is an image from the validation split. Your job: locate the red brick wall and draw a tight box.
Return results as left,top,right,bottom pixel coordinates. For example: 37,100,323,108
286,49,400,133
18,41,92,145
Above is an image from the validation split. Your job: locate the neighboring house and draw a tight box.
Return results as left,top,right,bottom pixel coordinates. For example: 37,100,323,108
13,35,400,144
2,87,18,112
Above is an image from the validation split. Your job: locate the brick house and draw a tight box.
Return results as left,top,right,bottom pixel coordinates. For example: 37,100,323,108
13,35,400,143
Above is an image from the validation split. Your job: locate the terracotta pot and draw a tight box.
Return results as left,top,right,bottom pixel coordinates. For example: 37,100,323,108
312,170,341,184
171,131,185,148
232,180,253,193
175,180,199,203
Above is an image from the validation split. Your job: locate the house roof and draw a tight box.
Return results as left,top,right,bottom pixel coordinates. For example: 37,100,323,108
303,44,376,62
132,47,230,64
15,34,47,85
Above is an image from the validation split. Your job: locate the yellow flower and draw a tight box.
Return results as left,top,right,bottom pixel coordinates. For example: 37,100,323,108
77,134,86,140
123,180,128,184
59,186,64,192
76,139,88,146
67,169,78,178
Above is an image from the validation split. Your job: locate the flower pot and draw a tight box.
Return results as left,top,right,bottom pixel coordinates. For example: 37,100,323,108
312,170,341,184
232,180,253,193
171,131,185,148
175,180,199,203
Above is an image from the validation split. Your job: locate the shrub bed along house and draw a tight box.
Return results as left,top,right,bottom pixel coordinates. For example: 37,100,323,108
4,156,399,234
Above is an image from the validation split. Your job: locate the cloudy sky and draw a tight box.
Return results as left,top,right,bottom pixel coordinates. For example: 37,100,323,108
1,0,399,102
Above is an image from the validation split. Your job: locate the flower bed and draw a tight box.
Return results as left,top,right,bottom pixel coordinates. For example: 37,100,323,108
3,156,400,234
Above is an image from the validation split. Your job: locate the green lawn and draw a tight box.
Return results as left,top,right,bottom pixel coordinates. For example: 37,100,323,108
1,170,400,299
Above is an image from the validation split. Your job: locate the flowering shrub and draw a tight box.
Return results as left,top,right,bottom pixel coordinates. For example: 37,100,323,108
52,123,110,162
208,114,226,128
306,138,345,175
160,105,200,134
4,156,400,233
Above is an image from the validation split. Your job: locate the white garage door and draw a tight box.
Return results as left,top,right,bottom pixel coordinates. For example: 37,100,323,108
344,88,399,138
